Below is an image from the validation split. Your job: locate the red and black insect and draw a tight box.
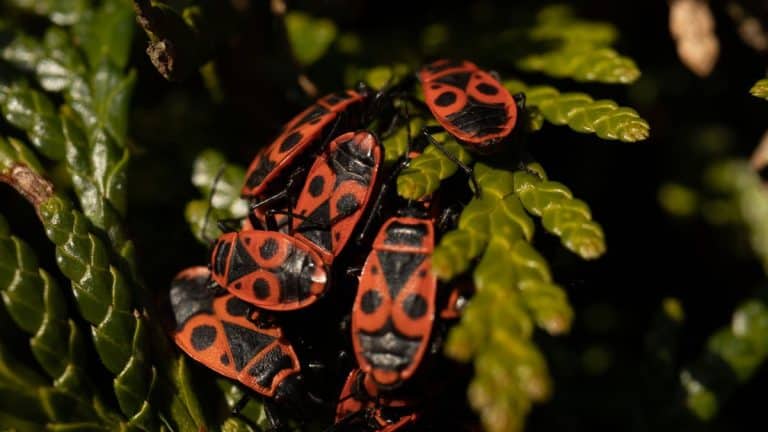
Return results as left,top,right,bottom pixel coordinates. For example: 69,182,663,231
334,369,419,432
212,131,382,311
209,230,329,311
419,59,519,154
242,90,366,200
170,267,301,399
287,130,382,264
351,214,436,390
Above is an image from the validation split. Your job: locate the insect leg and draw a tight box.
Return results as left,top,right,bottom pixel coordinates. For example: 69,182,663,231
421,129,481,196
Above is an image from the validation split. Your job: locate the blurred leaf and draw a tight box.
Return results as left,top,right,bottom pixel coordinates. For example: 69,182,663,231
0,135,44,173
708,161,768,271
750,77,768,100
5,0,88,25
285,12,337,66
682,299,768,420
186,149,248,244
0,82,66,160
520,5,641,84
73,0,135,69
506,80,650,142
658,183,699,217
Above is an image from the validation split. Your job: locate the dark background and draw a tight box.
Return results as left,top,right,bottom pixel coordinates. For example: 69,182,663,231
3,1,768,430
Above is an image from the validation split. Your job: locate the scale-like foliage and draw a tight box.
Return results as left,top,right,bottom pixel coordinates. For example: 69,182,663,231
38,196,156,430
1,2,137,255
0,213,120,430
438,163,583,432
397,132,473,200
505,80,650,142
1,2,655,431
514,164,606,259
518,5,640,84
0,83,66,160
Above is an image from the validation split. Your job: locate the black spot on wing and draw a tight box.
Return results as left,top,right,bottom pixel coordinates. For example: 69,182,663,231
223,322,276,371
245,155,276,189
435,91,457,107
253,278,271,299
336,193,359,217
402,294,428,319
293,105,330,128
476,82,499,95
278,131,303,153
308,175,325,197
226,297,251,317
260,238,278,260
191,325,217,351
361,290,382,314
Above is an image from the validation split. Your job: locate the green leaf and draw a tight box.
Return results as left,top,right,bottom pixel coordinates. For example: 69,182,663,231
61,110,130,248
285,12,338,66
750,78,768,100
520,5,641,84
682,299,768,420
708,161,768,272
382,117,424,165
518,46,640,84
186,149,248,243
436,162,585,432
514,164,606,259
397,134,473,200
506,81,650,142
5,0,88,26
72,0,135,70
38,196,156,430
0,135,44,177
0,213,105,404
0,82,66,160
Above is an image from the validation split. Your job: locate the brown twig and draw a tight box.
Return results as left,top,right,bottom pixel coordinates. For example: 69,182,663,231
0,164,54,215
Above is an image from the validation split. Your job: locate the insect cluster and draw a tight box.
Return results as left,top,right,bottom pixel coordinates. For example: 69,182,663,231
168,59,524,431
